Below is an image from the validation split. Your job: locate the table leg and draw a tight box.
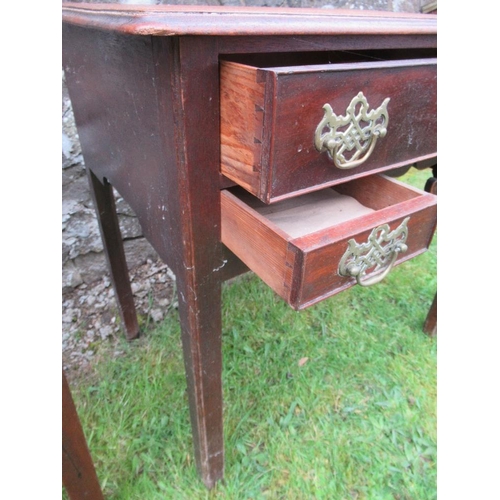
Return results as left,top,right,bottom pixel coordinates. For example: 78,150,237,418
148,36,225,488
423,165,437,336
173,39,224,487
63,371,104,500
176,269,224,488
423,293,437,336
87,168,140,340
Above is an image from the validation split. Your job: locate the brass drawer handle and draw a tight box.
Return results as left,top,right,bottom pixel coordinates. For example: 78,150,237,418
314,92,390,169
338,217,409,287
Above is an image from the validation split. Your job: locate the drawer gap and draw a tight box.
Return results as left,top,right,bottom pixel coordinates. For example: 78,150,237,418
221,48,437,68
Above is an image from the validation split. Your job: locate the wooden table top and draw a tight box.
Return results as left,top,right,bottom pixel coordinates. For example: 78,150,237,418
61,3,437,36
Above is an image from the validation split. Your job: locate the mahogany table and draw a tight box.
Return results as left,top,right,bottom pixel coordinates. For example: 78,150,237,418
62,4,437,488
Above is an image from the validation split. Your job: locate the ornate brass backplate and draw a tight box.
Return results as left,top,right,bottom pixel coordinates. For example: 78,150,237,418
338,217,409,287
314,92,390,169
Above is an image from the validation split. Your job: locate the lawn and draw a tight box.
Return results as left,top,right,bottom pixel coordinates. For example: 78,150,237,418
64,168,437,499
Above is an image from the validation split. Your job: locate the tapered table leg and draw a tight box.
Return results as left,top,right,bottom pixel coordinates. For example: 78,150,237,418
148,36,225,487
170,36,224,488
87,168,140,340
62,372,104,500
176,273,224,488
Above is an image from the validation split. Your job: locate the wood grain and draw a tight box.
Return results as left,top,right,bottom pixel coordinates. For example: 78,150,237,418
217,34,437,57
62,25,177,269
64,26,227,488
221,189,293,300
152,35,226,488
294,204,436,308
220,61,265,196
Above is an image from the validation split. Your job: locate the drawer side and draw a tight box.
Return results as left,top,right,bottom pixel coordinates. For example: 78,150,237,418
221,189,293,300
220,61,265,197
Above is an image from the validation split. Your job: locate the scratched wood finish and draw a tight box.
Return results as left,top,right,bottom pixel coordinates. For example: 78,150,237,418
63,372,104,500
221,58,437,203
62,4,437,37
152,36,225,488
221,175,437,309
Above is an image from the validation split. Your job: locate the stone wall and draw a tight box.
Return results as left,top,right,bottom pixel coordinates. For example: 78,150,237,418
62,0,424,290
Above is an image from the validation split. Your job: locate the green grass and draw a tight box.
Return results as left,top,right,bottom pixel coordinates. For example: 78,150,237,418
66,169,436,499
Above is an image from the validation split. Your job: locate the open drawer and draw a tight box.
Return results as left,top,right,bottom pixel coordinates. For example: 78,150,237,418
220,56,436,203
221,175,437,309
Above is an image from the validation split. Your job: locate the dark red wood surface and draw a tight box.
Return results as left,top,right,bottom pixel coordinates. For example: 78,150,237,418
63,372,104,500
269,59,436,201
87,169,140,340
294,205,436,308
62,4,437,37
63,27,226,487
62,25,178,269
423,293,437,336
152,35,226,487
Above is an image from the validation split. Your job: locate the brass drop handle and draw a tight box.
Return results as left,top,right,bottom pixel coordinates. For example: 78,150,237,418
346,242,408,287
314,92,390,169
338,217,410,287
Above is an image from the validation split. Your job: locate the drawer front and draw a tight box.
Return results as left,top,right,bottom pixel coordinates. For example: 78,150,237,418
221,175,437,309
221,59,436,203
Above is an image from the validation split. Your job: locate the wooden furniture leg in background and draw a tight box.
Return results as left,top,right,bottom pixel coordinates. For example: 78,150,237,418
423,293,437,336
87,168,140,340
423,164,437,336
63,372,104,500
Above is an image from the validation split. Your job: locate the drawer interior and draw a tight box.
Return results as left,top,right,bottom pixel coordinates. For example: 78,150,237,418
254,190,374,238
227,174,421,240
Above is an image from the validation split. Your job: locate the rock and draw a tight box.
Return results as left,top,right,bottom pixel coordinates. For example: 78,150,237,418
62,261,84,290
99,325,114,339
62,309,76,324
150,309,164,323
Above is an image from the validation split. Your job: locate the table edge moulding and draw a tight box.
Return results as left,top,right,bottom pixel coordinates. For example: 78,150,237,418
62,3,437,491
